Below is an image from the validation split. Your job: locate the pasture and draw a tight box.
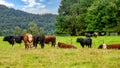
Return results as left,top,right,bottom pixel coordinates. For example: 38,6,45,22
0,36,120,68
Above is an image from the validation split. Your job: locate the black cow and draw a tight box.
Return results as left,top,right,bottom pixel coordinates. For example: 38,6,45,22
76,37,92,48
3,36,15,47
85,32,98,38
3,35,23,47
33,35,45,48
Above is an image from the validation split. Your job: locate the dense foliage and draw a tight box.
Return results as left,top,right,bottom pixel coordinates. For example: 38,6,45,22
0,5,56,36
56,0,120,36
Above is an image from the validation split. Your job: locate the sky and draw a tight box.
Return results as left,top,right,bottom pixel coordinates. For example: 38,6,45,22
0,0,61,14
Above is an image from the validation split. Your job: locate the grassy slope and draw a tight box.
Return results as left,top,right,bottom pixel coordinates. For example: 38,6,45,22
0,36,120,68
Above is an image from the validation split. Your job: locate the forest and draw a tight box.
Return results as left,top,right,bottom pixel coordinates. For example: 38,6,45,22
56,0,120,36
0,0,120,36
0,5,56,36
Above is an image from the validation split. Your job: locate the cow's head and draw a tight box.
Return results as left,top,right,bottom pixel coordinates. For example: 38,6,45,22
3,36,14,41
76,38,83,42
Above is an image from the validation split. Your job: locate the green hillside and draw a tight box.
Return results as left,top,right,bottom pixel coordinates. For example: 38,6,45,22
0,5,56,35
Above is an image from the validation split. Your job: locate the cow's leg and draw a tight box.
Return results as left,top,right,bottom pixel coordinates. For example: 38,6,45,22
89,45,92,48
81,44,84,48
51,42,55,47
25,44,28,49
29,43,33,48
12,44,14,48
34,44,37,48
11,41,15,48
33,42,37,48
52,40,56,47
40,43,44,48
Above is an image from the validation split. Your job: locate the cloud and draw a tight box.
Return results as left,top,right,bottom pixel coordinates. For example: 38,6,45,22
38,9,56,14
21,0,59,14
0,0,14,7
22,6,55,14
21,0,45,8
21,0,49,14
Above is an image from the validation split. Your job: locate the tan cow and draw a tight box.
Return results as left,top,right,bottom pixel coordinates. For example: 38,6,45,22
23,33,34,49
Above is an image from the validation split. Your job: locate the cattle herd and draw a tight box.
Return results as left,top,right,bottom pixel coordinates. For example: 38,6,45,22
3,33,56,49
3,33,120,49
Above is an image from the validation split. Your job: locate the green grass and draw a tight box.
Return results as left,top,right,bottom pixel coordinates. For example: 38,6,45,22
0,36,120,68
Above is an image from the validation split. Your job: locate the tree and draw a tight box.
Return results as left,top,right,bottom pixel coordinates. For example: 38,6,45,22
22,29,27,35
85,0,120,32
56,0,95,35
13,26,22,35
39,27,45,35
28,22,39,35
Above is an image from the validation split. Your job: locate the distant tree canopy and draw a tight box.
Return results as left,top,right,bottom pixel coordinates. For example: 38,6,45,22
13,22,45,36
0,5,56,36
56,0,120,36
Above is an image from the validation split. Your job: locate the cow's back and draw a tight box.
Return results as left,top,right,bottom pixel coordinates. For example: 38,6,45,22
107,44,120,49
84,38,92,45
45,36,56,43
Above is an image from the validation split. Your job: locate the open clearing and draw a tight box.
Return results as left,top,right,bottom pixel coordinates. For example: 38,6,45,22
0,36,120,68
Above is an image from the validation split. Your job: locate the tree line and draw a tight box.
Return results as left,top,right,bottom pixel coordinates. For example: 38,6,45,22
56,0,120,36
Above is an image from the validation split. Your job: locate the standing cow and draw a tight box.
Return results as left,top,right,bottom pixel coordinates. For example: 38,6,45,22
33,35,45,48
23,33,34,49
45,36,56,47
85,33,92,37
76,37,92,48
3,35,23,47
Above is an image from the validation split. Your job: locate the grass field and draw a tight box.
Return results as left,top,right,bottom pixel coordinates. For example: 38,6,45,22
0,36,120,68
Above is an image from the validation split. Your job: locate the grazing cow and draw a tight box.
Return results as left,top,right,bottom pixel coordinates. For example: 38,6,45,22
57,42,77,49
45,36,56,47
76,37,92,48
92,32,98,37
85,32,98,38
3,36,15,47
33,35,45,48
23,33,34,49
3,35,23,47
98,44,120,49
85,33,92,37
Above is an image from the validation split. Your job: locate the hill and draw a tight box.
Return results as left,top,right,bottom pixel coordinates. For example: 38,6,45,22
0,5,56,35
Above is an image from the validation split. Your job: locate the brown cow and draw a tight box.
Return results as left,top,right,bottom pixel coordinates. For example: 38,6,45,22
23,33,34,49
45,36,56,47
98,44,120,49
57,42,77,49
